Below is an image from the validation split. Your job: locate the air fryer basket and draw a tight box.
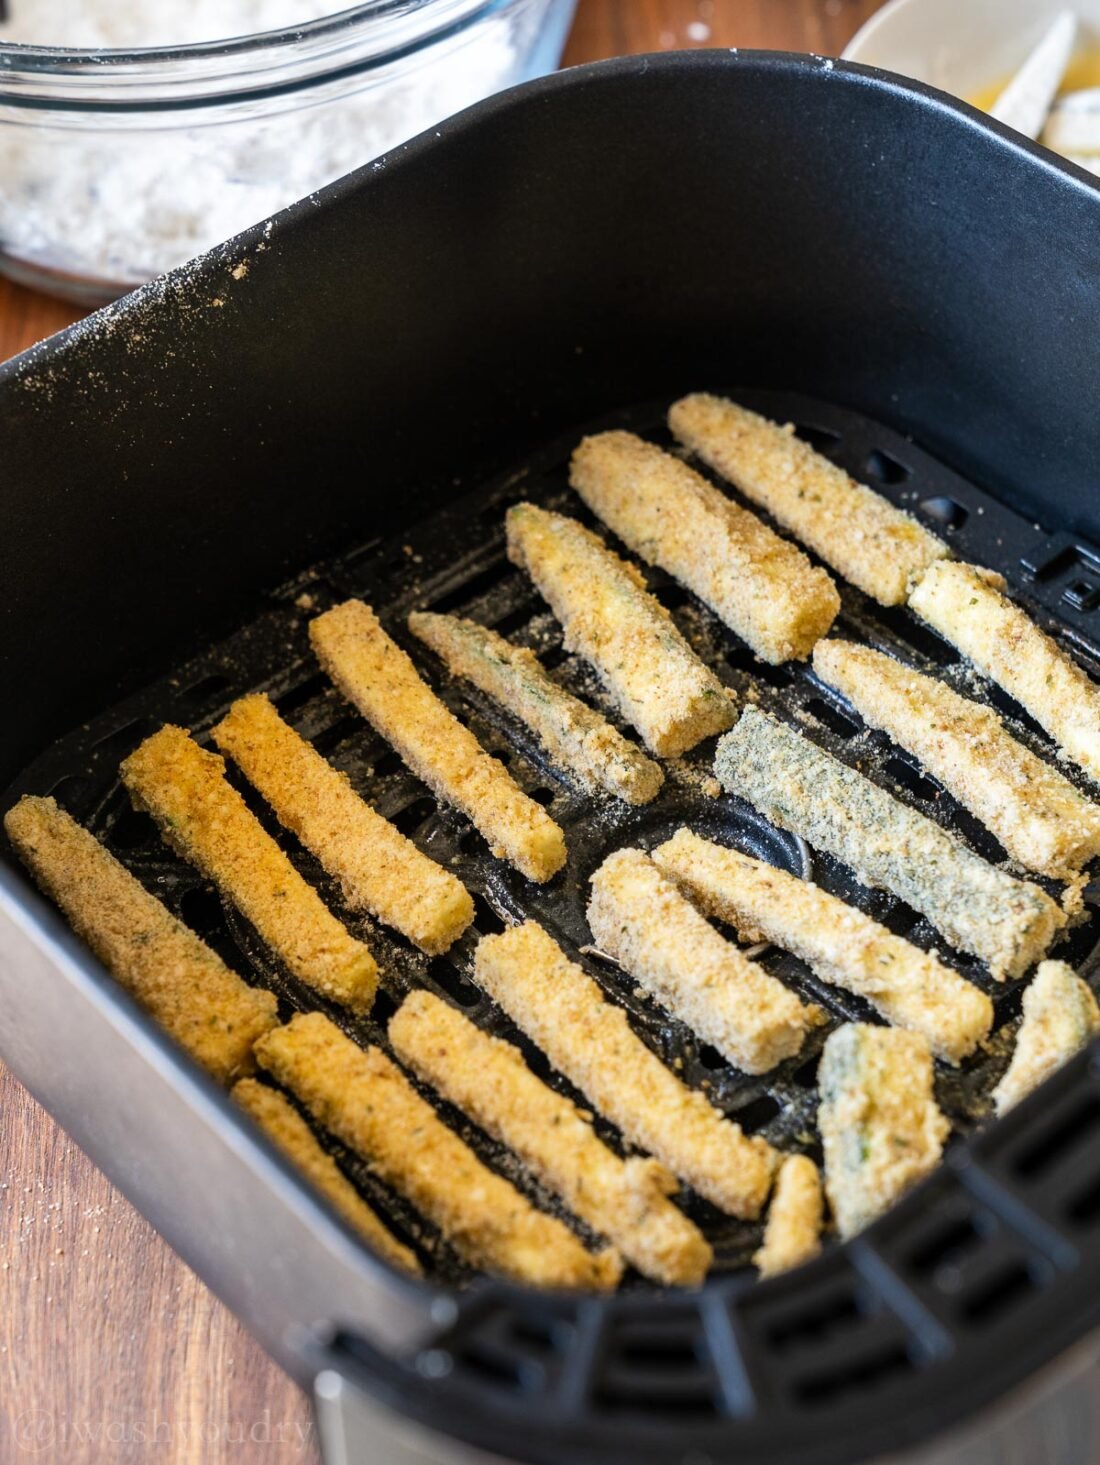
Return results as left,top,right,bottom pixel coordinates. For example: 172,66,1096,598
5,50,1100,1465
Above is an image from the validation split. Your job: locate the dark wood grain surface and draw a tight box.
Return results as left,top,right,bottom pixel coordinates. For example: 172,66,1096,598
0,3,882,1460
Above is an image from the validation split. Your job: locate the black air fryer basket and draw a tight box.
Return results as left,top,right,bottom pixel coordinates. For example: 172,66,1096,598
5,51,1100,1465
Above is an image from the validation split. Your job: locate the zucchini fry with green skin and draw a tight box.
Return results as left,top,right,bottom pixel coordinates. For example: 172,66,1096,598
408,611,663,804
255,1013,622,1289
570,431,839,664
231,1078,421,1274
813,639,1100,879
213,693,474,954
505,503,735,757
586,848,815,1075
992,961,1100,1115
473,921,775,1218
753,1155,824,1279
715,708,1063,980
909,559,1100,786
4,795,277,1086
668,394,948,606
121,725,378,1012
819,1023,949,1240
310,600,566,883
390,990,712,1285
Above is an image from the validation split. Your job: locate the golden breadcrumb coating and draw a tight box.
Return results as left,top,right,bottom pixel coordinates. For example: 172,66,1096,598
231,1078,420,1274
819,1023,949,1240
121,725,377,1012
505,503,735,757
309,600,566,883
254,1012,621,1289
408,611,663,804
4,795,277,1085
813,639,1100,879
472,921,775,1218
993,961,1100,1115
753,1155,824,1278
909,560,1100,786
390,990,711,1285
213,694,473,954
716,708,1064,979
570,430,839,663
586,847,815,1074
654,829,992,1064
668,394,947,606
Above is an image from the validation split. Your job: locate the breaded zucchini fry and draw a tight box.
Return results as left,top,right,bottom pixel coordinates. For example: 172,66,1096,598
586,848,815,1074
121,725,377,1012
505,503,735,757
753,1155,824,1278
310,600,566,882
408,611,663,804
473,921,775,1218
992,961,1100,1115
231,1078,420,1274
715,708,1063,979
909,560,1100,785
819,1023,949,1239
254,1013,621,1289
390,990,711,1285
668,394,947,606
4,795,277,1085
813,639,1100,879
570,431,840,664
213,693,473,954
653,829,992,1064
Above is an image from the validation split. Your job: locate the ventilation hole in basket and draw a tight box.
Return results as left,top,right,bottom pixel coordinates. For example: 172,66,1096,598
766,1289,862,1350
1013,1094,1100,1179
806,697,859,740
697,1044,728,1072
179,885,226,939
920,496,969,530
593,1385,717,1419
749,660,794,691
46,773,91,809
459,827,484,855
108,803,158,851
540,644,568,671
489,605,534,638
311,714,363,757
983,683,1052,742
733,1093,782,1132
179,671,232,705
274,673,327,716
509,1311,567,1356
615,1329,701,1369
428,560,513,615
959,1261,1038,1325
473,895,505,935
881,903,922,937
792,1056,821,1089
530,787,556,807
1066,1171,1100,1225
908,1214,985,1275
491,748,513,767
92,717,159,759
389,797,436,838
461,1345,528,1390
793,424,841,453
794,1344,913,1406
882,755,940,802
865,449,910,486
655,583,692,611
874,606,959,667
372,749,404,778
426,957,482,1010
371,988,399,1027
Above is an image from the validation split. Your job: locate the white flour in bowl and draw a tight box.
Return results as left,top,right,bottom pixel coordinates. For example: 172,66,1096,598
1,1,356,48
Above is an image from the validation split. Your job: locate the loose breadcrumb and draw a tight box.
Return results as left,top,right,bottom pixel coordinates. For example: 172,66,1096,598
310,600,566,882
753,1155,824,1278
254,1012,621,1289
819,1023,949,1240
472,921,775,1218
586,847,815,1074
390,990,711,1285
4,795,277,1085
570,430,839,663
213,693,473,954
231,1078,420,1274
909,559,1100,786
121,725,377,1011
653,828,992,1064
505,503,735,756
668,394,947,605
992,961,1100,1115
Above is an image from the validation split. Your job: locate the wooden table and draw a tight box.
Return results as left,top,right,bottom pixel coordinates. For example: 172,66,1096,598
0,2,881,1460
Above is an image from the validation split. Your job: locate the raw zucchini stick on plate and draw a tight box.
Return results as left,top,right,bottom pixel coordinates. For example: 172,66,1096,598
408,611,663,805
121,726,378,1012
652,828,993,1064
231,1078,421,1275
310,599,566,882
818,1023,949,1240
473,920,775,1218
908,560,1100,786
992,961,1100,1116
813,639,1100,879
390,990,712,1286
505,503,735,757
255,1012,622,1290
753,1155,824,1279
668,394,948,606
570,430,840,664
213,693,474,954
586,847,816,1074
4,795,277,1086
715,707,1064,980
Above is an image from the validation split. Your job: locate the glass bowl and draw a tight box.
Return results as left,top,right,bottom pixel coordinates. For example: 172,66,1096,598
0,0,577,304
